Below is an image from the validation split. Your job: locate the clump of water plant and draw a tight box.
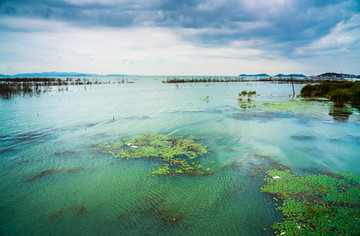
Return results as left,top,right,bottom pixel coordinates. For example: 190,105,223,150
261,169,360,235
300,80,360,107
238,90,248,100
329,89,351,107
247,91,256,101
238,90,256,101
91,133,213,176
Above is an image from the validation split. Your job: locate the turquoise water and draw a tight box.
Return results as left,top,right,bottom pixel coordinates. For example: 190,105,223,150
1,77,360,235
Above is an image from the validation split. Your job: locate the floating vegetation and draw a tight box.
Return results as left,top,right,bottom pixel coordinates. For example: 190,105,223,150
263,100,329,117
261,170,360,235
91,133,213,176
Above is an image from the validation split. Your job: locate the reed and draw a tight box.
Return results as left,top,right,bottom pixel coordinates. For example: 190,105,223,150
0,77,111,99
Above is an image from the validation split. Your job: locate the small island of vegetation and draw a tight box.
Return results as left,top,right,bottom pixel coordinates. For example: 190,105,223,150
301,80,360,107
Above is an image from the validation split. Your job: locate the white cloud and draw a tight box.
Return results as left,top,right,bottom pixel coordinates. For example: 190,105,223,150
0,17,276,75
0,10,359,76
295,14,360,55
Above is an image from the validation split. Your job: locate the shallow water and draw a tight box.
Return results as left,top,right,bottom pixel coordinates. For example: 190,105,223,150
1,77,360,235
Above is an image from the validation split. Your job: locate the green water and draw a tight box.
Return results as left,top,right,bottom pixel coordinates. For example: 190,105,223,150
1,77,360,235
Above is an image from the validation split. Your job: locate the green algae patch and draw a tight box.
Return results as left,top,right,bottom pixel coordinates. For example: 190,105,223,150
261,169,360,235
263,100,329,116
91,133,213,176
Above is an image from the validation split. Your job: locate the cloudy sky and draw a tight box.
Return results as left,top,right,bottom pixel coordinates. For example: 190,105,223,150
0,0,359,76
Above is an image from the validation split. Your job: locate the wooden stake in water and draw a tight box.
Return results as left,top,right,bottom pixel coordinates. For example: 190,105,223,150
291,75,295,98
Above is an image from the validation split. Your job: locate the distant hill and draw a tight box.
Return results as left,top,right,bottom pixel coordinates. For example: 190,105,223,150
315,72,358,78
274,74,306,77
0,72,100,77
0,72,137,77
105,74,129,77
14,72,100,77
239,73,269,77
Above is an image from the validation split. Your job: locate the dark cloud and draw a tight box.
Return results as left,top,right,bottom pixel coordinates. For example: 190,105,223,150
0,0,359,51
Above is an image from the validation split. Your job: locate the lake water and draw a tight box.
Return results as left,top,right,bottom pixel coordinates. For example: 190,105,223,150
1,76,360,235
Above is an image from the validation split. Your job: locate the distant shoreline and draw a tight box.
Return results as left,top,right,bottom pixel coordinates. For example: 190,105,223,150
162,76,349,84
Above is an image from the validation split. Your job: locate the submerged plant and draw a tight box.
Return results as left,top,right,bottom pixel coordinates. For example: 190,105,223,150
261,169,360,235
91,133,213,176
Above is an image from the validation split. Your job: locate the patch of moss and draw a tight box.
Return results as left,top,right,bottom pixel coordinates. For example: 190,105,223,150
261,169,360,235
91,133,213,176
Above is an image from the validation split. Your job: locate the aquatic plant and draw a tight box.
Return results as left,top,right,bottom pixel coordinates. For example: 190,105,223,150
329,89,351,107
238,90,247,100
238,90,256,101
0,77,112,99
247,91,256,101
91,133,213,176
54,150,77,156
27,168,65,182
300,84,315,97
300,80,360,108
261,169,360,235
27,167,84,182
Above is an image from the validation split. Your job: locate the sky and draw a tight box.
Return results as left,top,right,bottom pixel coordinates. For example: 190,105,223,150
0,0,359,76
